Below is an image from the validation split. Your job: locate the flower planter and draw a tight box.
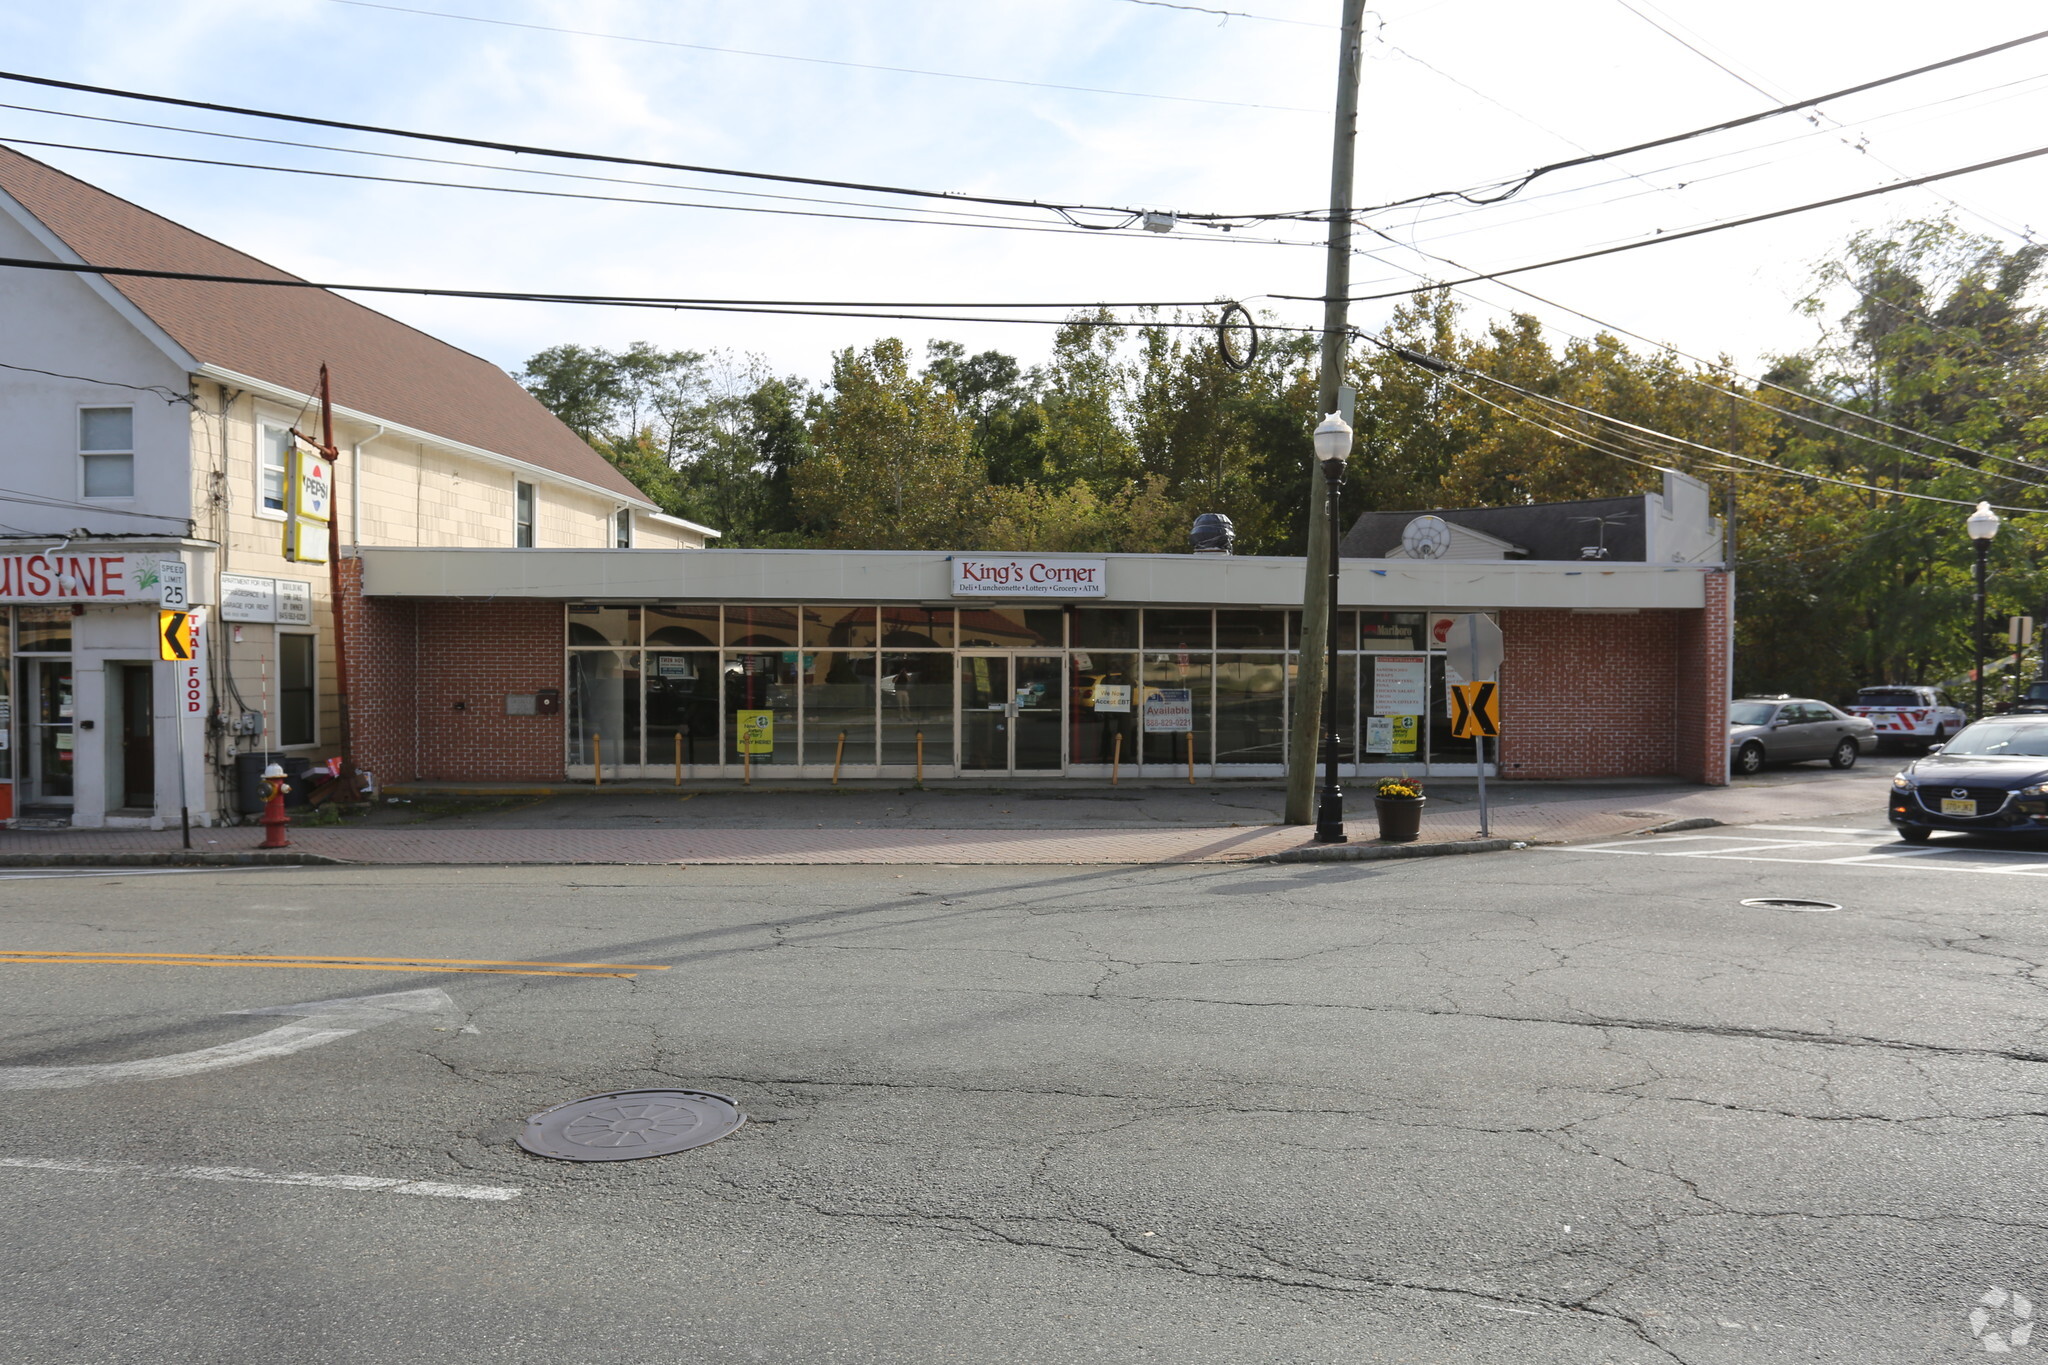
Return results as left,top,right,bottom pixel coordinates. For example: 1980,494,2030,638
1374,795,1426,843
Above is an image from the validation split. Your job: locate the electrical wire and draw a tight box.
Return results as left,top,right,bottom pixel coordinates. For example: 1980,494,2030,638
0,358,192,403
1379,336,2041,512
1262,24,2048,222
1106,0,1336,27
320,0,1325,114
0,254,1330,332
1354,224,2048,480
0,485,194,524
0,69,1230,224
1294,137,2048,303
0,134,1319,248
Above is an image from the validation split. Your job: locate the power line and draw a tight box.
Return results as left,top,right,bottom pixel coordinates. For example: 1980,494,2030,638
1300,138,2048,302
0,254,1330,332
1358,223,2048,480
1310,24,2048,220
0,69,1218,225
1106,0,1335,28
1379,336,2042,512
0,357,192,403
0,135,1317,249
321,0,1325,114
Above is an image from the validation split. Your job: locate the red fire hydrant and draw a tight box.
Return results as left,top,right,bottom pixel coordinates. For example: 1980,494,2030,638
257,763,291,849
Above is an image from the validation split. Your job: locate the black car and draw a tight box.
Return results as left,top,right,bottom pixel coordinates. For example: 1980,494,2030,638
2013,681,2048,715
1888,718,2048,842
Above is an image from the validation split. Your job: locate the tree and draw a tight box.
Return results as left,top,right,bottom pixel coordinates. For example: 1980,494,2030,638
793,338,988,549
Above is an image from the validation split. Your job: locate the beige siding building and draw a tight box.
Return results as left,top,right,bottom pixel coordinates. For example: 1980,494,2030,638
0,146,714,827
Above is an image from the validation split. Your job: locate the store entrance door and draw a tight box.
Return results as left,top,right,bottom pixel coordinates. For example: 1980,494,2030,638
118,664,155,809
960,654,1065,773
27,659,74,806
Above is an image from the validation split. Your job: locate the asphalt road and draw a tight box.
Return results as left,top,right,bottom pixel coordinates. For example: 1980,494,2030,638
4,822,2045,1363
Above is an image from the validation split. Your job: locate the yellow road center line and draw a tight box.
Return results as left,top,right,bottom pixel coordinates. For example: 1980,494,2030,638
0,958,635,978
0,951,667,970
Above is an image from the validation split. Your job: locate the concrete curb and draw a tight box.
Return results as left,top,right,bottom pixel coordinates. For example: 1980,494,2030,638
0,852,347,868
1644,817,1725,834
1264,837,1525,864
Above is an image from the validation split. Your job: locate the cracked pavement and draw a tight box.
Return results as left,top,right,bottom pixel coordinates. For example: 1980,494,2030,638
2,842,2045,1362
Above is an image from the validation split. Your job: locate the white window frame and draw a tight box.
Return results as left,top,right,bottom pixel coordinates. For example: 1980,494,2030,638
515,480,537,548
78,404,136,501
615,508,633,548
257,420,293,521
277,630,319,748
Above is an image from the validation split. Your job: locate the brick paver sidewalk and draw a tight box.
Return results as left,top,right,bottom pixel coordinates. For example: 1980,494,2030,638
0,773,1893,865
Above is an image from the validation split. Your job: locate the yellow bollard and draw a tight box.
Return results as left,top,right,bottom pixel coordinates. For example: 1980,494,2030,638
674,732,682,787
915,730,924,787
1112,731,1122,786
1186,730,1195,785
834,731,847,786
743,737,752,786
592,732,602,787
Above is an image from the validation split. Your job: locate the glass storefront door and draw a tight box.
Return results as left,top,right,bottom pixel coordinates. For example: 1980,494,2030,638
29,659,73,803
960,654,1066,772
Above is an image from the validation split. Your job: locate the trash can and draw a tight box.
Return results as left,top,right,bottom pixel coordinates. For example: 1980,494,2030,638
234,752,284,814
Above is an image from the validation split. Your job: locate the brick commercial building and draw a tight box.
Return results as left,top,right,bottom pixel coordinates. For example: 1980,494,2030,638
340,468,1729,788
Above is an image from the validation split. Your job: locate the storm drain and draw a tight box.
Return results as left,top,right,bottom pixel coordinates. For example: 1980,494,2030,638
517,1089,745,1162
1739,897,1842,913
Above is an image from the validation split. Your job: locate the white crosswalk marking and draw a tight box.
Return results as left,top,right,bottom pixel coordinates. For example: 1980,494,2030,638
1541,829,2048,879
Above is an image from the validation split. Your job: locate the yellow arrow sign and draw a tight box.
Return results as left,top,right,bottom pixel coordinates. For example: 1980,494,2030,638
1450,681,1499,739
159,609,198,661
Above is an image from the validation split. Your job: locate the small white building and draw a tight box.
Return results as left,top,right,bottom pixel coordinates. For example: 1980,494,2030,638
0,147,711,827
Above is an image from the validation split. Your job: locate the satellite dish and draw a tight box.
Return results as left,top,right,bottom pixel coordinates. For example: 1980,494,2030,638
1401,515,1452,561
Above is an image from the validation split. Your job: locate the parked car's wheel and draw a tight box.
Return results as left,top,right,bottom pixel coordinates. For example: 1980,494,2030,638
1829,738,1859,769
1898,825,1932,844
1734,741,1766,776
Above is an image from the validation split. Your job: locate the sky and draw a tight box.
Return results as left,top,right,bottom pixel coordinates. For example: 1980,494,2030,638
4,0,2047,394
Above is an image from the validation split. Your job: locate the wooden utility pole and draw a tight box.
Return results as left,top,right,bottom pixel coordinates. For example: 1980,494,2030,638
1286,0,1368,826
294,365,355,801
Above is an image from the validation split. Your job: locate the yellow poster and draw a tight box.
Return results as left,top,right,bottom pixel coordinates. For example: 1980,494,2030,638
736,710,774,755
1390,714,1419,754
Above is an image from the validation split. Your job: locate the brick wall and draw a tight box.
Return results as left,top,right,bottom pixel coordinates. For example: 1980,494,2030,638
337,563,566,783
336,558,416,784
415,599,565,781
1495,579,1731,784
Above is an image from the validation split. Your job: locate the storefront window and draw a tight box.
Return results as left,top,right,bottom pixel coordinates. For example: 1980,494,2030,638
646,605,719,648
1287,610,1360,652
1071,652,1137,767
881,653,953,766
725,605,799,649
1288,654,1359,765
803,605,878,649
17,605,70,654
1359,612,1424,650
646,651,720,766
1070,608,1138,650
958,607,1063,649
1145,609,1211,651
568,649,640,768
725,652,797,764
1140,653,1211,766
1215,654,1289,764
1216,610,1284,650
0,610,10,780
1429,655,1479,763
567,604,639,647
1362,653,1429,763
881,607,954,649
804,648,878,767
279,634,316,746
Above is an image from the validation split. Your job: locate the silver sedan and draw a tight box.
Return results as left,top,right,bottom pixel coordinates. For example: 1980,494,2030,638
1729,697,1879,776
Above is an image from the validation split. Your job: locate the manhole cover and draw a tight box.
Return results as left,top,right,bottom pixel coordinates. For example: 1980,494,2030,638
517,1089,744,1162
1739,897,1841,912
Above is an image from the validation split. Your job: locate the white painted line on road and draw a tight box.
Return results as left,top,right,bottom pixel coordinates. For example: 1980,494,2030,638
1671,839,1856,857
1745,825,1894,836
0,1156,519,1201
0,988,454,1091
0,867,292,881
1537,846,2048,878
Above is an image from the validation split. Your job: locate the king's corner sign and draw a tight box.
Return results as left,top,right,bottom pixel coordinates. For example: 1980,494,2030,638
951,556,1107,598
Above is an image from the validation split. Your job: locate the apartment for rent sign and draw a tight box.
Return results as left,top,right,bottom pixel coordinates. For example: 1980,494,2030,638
950,556,1107,597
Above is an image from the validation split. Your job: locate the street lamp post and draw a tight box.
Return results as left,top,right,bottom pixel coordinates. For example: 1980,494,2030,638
1968,500,2001,717
1313,414,1353,844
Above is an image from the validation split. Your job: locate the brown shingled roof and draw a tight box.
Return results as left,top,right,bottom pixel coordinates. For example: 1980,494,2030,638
0,145,652,505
